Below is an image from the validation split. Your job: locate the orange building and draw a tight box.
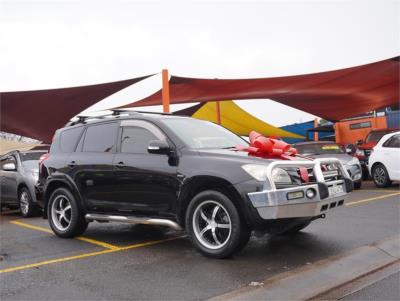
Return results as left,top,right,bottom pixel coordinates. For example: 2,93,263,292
334,115,387,145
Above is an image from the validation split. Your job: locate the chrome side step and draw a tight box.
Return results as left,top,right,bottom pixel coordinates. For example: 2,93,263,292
85,213,183,231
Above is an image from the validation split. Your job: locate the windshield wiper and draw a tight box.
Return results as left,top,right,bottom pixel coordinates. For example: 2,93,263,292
221,146,236,149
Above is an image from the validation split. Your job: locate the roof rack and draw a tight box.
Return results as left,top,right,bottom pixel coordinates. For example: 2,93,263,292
64,109,174,127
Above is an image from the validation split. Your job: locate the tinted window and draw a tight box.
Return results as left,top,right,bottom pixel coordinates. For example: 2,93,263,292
20,152,46,161
366,131,392,143
349,122,371,130
121,127,158,154
83,123,118,152
383,135,400,148
60,127,83,152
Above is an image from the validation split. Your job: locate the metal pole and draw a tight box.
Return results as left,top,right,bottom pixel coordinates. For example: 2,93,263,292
216,101,222,124
162,69,170,113
314,118,319,141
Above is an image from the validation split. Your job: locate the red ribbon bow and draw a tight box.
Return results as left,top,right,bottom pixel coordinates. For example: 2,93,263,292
236,131,298,160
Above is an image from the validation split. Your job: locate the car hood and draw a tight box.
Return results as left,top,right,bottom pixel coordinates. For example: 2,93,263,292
305,153,353,164
196,148,309,165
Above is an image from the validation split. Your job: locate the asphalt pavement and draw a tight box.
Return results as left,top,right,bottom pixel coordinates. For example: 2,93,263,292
0,181,399,300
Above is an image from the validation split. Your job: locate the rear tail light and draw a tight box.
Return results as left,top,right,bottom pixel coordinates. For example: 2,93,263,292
38,153,49,167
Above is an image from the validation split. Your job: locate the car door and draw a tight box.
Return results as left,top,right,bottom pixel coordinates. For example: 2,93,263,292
0,154,18,203
67,122,119,211
382,134,400,180
113,120,179,215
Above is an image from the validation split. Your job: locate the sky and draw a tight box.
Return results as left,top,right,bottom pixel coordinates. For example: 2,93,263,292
1,0,399,126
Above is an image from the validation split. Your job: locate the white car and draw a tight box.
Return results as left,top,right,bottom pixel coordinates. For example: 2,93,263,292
368,131,400,187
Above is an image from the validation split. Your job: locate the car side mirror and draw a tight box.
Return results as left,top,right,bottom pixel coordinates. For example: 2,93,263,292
356,139,363,145
148,140,171,155
2,162,16,171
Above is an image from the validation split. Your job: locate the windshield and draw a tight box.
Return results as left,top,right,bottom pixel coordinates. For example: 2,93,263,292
295,143,344,155
366,131,391,143
20,152,45,171
161,118,248,149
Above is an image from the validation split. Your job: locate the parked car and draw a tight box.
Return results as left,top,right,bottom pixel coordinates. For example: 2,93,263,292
368,131,400,188
293,141,362,189
0,150,47,217
356,128,398,180
37,112,353,258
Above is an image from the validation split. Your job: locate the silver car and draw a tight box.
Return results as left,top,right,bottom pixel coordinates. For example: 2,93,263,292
0,150,47,217
293,141,362,189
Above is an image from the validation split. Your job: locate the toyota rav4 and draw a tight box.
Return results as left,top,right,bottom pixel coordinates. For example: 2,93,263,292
37,111,353,258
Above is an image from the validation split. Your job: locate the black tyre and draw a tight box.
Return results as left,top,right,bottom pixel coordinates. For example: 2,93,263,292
47,187,88,238
19,187,37,218
186,190,250,259
353,181,362,189
372,164,392,188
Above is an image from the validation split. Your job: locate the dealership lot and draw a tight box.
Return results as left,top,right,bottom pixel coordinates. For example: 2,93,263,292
1,182,399,300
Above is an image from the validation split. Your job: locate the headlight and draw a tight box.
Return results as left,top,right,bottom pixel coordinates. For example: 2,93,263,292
271,167,292,184
241,164,269,181
346,157,360,166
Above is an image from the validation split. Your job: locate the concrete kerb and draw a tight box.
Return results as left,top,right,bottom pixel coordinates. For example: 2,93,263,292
210,236,400,301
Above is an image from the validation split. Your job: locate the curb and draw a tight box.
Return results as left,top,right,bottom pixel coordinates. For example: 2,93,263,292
210,236,400,301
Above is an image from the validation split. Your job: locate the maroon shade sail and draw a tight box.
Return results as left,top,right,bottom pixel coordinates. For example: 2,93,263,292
1,76,152,143
124,57,399,121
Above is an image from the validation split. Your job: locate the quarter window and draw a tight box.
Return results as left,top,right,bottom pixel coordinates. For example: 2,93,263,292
83,123,118,152
60,127,83,153
121,127,158,154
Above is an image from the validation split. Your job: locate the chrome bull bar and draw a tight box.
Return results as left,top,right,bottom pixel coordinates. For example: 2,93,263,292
248,158,352,219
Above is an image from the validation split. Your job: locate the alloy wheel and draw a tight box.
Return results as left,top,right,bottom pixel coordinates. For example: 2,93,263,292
51,195,72,231
19,191,29,215
192,200,232,250
374,167,386,185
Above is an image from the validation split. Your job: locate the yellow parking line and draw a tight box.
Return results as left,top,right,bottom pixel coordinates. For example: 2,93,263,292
357,189,400,193
346,192,400,207
0,236,184,274
10,220,119,250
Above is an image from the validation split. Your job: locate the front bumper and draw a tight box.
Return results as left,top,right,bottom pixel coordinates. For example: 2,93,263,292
247,158,352,220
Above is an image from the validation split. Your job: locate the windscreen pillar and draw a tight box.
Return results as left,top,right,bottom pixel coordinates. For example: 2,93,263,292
162,69,170,113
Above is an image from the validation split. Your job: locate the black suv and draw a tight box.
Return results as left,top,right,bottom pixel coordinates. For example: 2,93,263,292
37,111,353,258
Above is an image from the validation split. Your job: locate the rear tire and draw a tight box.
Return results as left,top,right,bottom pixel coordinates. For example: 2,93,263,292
372,164,392,188
186,190,250,259
47,187,88,238
19,187,37,218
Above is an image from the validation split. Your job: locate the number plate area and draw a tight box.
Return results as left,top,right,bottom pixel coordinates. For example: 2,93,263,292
328,183,344,196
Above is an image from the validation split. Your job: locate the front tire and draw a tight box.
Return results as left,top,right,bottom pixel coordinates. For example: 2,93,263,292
186,190,250,259
47,187,88,238
19,187,37,218
372,164,392,188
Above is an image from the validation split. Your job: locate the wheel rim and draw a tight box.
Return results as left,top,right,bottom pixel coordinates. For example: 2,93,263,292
192,200,232,250
374,167,386,185
51,195,72,231
19,191,29,215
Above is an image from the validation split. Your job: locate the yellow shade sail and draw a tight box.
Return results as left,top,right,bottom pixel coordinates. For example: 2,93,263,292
192,101,304,139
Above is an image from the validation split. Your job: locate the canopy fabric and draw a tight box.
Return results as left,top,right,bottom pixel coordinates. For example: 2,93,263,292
124,57,399,121
1,75,152,143
175,101,304,139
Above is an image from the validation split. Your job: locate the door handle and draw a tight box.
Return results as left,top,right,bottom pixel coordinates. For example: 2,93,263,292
68,161,76,168
115,161,125,168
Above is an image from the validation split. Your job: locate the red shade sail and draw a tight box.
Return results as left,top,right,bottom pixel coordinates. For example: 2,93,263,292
124,57,399,121
1,75,152,143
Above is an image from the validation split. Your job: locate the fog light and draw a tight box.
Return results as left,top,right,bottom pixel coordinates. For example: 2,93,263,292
287,191,304,200
306,188,316,199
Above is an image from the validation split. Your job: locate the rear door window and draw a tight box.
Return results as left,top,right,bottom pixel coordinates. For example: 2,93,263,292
83,123,119,152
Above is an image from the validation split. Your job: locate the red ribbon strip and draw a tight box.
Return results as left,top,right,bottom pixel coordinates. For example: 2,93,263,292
236,131,298,160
